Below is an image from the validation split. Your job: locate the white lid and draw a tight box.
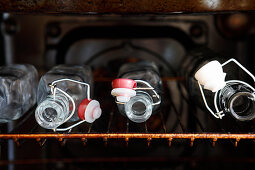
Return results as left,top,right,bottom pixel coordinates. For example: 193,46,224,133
111,88,136,102
117,96,130,103
85,100,102,123
195,60,226,92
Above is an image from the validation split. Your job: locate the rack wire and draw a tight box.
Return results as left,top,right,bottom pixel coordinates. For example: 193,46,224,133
1,133,255,147
0,76,255,168
0,76,255,149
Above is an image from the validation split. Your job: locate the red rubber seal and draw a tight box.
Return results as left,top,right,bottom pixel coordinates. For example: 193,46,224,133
78,98,92,120
112,78,137,89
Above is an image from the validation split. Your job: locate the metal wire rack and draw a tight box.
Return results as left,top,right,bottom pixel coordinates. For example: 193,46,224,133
0,76,255,149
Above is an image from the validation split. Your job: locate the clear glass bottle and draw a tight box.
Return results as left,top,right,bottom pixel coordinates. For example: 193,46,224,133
216,81,255,121
182,47,255,121
116,61,162,123
0,64,38,123
35,65,92,129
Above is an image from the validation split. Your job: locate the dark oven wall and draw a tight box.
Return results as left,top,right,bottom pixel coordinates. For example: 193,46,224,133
3,14,255,72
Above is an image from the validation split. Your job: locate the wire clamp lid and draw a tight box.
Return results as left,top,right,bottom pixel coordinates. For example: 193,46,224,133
111,78,161,106
195,58,255,119
48,78,101,132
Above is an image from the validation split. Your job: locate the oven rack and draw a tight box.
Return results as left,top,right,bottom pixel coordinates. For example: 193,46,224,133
0,76,255,148
1,133,255,148
1,109,255,148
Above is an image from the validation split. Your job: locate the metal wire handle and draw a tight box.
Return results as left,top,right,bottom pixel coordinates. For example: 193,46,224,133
116,79,161,106
198,58,255,119
49,78,91,132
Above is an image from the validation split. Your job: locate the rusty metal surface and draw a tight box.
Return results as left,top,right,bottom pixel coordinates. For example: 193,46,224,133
0,0,255,14
0,133,255,139
0,133,253,147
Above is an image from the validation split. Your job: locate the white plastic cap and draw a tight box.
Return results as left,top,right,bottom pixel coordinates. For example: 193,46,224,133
92,107,102,119
195,60,226,92
85,100,102,123
117,96,130,103
111,88,136,102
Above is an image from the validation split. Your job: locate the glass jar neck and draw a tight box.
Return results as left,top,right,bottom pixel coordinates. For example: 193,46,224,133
218,82,255,121
124,91,153,123
35,93,70,129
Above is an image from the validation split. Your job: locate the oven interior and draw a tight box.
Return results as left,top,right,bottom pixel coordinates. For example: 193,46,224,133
0,13,255,170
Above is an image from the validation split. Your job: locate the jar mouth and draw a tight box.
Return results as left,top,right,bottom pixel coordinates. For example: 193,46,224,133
132,101,147,116
124,91,153,123
35,94,69,129
229,92,255,121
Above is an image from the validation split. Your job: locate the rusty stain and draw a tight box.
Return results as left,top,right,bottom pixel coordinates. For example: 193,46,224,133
0,133,254,140
58,138,66,146
81,138,87,146
103,137,108,147
235,138,240,147
36,138,42,146
147,138,152,147
13,138,20,146
212,138,217,147
0,0,254,14
125,137,129,147
36,138,46,147
168,138,173,147
190,137,195,147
